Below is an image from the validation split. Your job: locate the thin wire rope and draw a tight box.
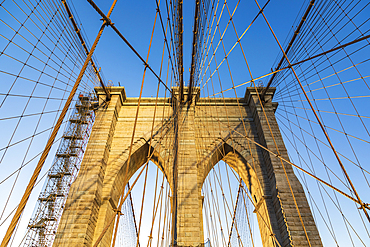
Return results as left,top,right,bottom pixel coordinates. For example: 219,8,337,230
0,39,78,223
201,40,276,247
275,109,370,182
254,0,370,222
196,105,369,211
201,26,278,246
271,0,360,88
204,41,278,247
215,1,313,245
198,0,271,92
293,59,370,236
92,45,185,247
274,104,370,176
297,10,370,195
273,1,370,93
274,17,368,242
146,171,166,247
0,1,98,93
277,117,368,244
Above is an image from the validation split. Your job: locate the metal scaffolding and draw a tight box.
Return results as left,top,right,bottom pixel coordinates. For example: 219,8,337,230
23,94,95,247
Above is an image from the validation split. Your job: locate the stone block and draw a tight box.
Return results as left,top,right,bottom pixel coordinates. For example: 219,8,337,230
54,87,321,247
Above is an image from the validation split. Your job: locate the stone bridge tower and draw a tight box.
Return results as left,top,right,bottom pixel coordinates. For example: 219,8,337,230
53,86,322,247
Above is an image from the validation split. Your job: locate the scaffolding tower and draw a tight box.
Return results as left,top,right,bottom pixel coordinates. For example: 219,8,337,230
23,94,96,247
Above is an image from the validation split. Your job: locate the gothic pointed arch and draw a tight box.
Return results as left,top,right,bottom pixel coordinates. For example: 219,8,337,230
91,134,170,246
199,137,280,247
54,87,323,247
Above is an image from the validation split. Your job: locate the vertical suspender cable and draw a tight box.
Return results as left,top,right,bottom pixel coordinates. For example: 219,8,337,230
261,0,315,100
61,0,110,100
0,1,118,246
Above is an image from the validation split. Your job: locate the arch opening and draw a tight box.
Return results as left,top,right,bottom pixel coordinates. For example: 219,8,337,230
200,141,278,247
95,140,173,246
202,160,262,247
112,160,172,247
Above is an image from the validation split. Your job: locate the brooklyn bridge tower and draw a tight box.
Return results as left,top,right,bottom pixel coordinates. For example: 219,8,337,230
0,0,369,247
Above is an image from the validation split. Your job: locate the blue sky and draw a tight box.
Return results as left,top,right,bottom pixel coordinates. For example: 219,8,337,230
0,0,369,246
68,0,306,97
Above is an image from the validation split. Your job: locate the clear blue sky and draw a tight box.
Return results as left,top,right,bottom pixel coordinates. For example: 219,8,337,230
0,0,369,246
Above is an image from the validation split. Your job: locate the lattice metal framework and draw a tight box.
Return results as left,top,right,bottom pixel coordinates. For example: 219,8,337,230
23,94,95,247
0,0,369,246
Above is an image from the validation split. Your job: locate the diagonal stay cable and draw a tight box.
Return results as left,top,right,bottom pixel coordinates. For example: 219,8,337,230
0,1,119,246
91,104,182,246
196,106,370,211
111,4,170,244
256,0,370,222
261,0,315,99
85,0,172,93
61,0,110,100
92,4,184,242
222,2,311,244
155,0,179,85
205,33,370,99
198,0,270,92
